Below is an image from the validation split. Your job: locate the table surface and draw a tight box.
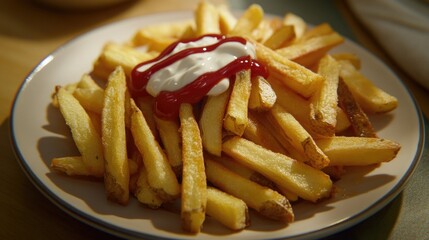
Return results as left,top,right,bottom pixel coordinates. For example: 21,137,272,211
1,0,428,239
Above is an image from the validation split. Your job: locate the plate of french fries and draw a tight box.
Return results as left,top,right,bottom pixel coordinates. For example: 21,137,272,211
10,2,424,240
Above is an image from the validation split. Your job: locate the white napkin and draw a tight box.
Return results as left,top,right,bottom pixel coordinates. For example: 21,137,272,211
347,0,429,89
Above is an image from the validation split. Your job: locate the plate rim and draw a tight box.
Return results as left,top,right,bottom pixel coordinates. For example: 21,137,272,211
9,10,426,240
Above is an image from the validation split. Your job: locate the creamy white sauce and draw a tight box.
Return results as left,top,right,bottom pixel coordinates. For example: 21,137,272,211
135,36,256,97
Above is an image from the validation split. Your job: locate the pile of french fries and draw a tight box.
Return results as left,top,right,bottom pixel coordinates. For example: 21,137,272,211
50,1,401,234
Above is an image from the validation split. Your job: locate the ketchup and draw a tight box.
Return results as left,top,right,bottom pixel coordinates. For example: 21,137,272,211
130,34,269,120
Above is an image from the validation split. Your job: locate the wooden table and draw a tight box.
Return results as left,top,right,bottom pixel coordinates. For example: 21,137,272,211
1,0,428,239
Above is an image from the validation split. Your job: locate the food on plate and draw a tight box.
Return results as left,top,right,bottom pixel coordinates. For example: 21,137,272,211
50,1,401,234
206,186,250,231
179,103,207,233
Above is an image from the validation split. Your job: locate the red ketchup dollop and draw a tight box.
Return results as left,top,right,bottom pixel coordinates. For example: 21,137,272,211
130,34,268,120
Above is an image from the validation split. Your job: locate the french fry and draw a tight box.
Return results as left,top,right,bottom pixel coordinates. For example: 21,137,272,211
339,60,398,113
244,112,288,155
332,52,361,69
73,88,104,114
309,55,340,137
134,165,164,209
299,23,334,42
316,136,401,166
222,137,332,202
252,111,307,162
276,32,344,67
205,157,294,222
209,153,276,189
283,13,306,40
130,99,180,202
217,4,237,34
76,74,102,90
213,153,300,202
206,187,249,231
263,25,295,50
251,18,283,43
92,42,154,79
52,156,138,177
51,82,78,108
270,104,330,169
51,156,91,176
101,67,129,205
335,107,351,133
229,4,264,38
56,86,104,177
132,21,195,52
337,78,377,138
248,76,277,111
135,96,159,140
254,41,324,98
195,1,220,36
154,116,182,177
179,103,207,233
269,78,312,129
199,89,230,156
223,70,252,136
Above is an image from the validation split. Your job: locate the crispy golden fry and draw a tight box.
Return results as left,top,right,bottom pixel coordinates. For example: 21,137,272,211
179,103,207,233
56,87,104,177
269,79,312,128
338,78,377,138
51,156,91,176
217,4,237,34
335,107,351,133
224,70,252,136
270,104,330,169
254,41,324,98
73,88,104,114
132,20,195,51
76,74,102,90
248,76,277,111
252,18,283,43
332,53,361,69
283,13,306,40
205,157,294,222
154,116,182,177
277,32,344,67
316,136,401,166
229,4,264,37
134,165,164,209
206,187,249,231
51,82,78,108
214,153,299,202
244,112,287,155
339,60,398,113
222,137,332,202
263,25,295,49
195,1,220,36
101,67,129,205
199,89,230,156
209,153,276,189
299,23,334,42
87,111,102,135
130,99,180,202
92,42,155,79
309,55,340,137
52,156,138,177
135,96,159,140
253,111,307,162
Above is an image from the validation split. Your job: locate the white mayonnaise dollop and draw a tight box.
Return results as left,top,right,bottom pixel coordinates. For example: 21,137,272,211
135,36,256,97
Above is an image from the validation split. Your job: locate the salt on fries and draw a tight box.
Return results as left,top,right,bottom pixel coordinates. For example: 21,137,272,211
50,1,401,234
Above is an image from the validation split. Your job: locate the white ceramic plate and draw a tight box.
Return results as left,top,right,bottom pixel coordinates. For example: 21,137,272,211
10,11,424,240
